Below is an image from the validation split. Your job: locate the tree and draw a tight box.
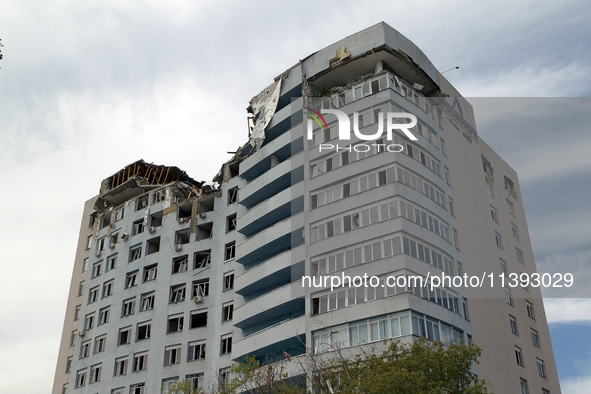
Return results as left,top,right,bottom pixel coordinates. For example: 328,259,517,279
162,380,203,394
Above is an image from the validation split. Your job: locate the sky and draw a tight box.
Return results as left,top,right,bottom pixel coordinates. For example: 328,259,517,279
0,1,590,393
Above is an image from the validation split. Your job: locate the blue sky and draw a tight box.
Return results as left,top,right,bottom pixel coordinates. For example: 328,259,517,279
0,1,590,393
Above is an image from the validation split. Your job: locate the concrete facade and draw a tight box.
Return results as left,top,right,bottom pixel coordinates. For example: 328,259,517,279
53,22,560,394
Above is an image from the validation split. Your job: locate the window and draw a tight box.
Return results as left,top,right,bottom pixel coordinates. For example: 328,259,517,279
448,198,455,217
505,288,513,305
133,353,148,371
80,340,91,358
78,281,84,296
504,175,515,191
82,258,88,272
132,220,145,236
176,229,190,245
106,254,117,271
125,271,138,288
219,368,230,385
536,359,546,377
129,245,142,262
225,242,235,261
74,305,81,321
516,248,524,265
188,342,206,361
84,313,95,330
114,357,128,376
122,298,135,317
507,199,515,215
491,206,498,223
172,255,189,274
164,345,182,365
150,211,163,228
222,303,233,322
140,292,155,311
114,207,124,222
94,335,106,353
531,329,540,347
98,307,110,325
462,298,470,320
88,286,99,304
136,322,151,341
228,187,238,204
486,182,494,198
75,369,87,388
167,315,184,333
178,203,192,222
515,346,523,366
223,272,234,291
512,223,520,239
170,284,186,303
143,264,157,282
193,279,209,297
86,236,92,250
102,280,114,298
130,383,145,394
526,301,535,319
226,213,237,232
118,327,131,346
92,261,102,278
495,231,503,249
190,310,208,329
146,237,160,255
70,330,77,346
90,364,101,383
196,223,212,241
65,356,72,373
220,335,232,355
194,250,211,269
542,389,550,394
500,259,508,276
510,316,518,335
520,378,529,394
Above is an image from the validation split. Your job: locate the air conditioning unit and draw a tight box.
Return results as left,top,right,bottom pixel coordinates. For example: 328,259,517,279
148,226,156,234
78,330,86,337
121,232,129,241
174,244,182,252
199,213,206,219
94,251,102,258
109,243,115,249
193,296,203,304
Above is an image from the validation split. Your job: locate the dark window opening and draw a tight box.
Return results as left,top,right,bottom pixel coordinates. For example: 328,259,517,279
194,250,211,269
190,311,208,329
172,255,188,274
225,242,235,261
176,229,190,245
226,214,237,232
178,204,192,224
146,237,160,255
197,223,213,241
227,187,238,204
198,197,215,214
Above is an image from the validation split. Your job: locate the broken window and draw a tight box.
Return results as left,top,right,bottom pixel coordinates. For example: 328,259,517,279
100,215,111,230
125,271,138,288
129,245,142,262
88,286,99,304
143,264,157,282
190,310,208,329
504,175,515,191
194,250,211,270
135,195,148,211
193,279,209,297
222,303,233,322
118,327,131,346
82,258,88,273
167,315,184,333
146,237,160,255
98,307,109,325
86,235,92,250
220,336,232,355
90,364,102,384
122,298,135,316
178,203,192,224
89,212,97,228
84,313,95,330
172,255,189,274
114,207,124,222
114,357,128,376
176,229,190,245
188,341,206,361
164,345,182,366
130,383,145,394
223,272,234,291
140,292,155,311
227,187,238,204
96,237,106,253
132,220,145,236
106,254,117,271
198,197,215,214
150,211,163,228
152,189,166,203
196,223,213,241
75,369,87,388
225,242,235,261
226,214,237,232
109,232,118,248
80,340,91,358
136,322,151,341
170,284,186,303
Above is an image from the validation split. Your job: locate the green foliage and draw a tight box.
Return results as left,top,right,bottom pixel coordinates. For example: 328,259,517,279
226,355,306,394
310,84,331,97
162,380,203,394
312,338,489,394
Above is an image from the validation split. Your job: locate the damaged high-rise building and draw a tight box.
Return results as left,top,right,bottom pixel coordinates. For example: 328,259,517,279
53,22,561,394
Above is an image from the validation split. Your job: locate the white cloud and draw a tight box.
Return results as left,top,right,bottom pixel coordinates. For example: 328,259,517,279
562,376,591,394
544,298,591,324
